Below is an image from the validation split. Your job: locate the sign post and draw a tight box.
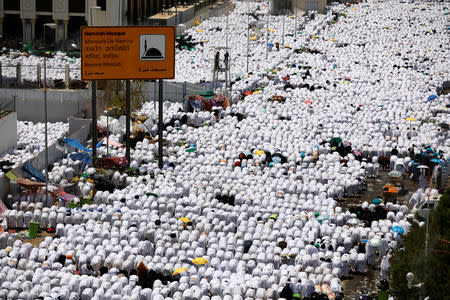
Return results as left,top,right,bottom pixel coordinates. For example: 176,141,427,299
81,26,175,169
158,80,164,168
92,81,97,166
125,80,131,164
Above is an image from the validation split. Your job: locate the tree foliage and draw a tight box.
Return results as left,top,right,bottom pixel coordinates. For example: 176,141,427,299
99,80,147,118
390,189,450,300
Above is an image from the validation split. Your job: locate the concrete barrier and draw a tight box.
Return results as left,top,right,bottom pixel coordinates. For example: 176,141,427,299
0,119,91,200
0,88,91,122
0,112,17,155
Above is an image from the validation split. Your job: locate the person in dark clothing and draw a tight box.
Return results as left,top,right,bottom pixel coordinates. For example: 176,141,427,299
357,242,366,254
280,282,293,300
224,51,229,69
99,266,108,276
391,146,399,156
214,51,220,71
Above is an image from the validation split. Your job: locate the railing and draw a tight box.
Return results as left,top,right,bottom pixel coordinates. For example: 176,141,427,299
0,62,84,89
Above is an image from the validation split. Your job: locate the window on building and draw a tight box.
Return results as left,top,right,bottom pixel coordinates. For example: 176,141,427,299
69,0,85,13
36,0,52,12
4,0,20,10
97,0,106,11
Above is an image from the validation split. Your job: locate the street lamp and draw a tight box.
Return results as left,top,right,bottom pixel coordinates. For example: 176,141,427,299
406,272,425,300
89,6,101,26
43,22,56,204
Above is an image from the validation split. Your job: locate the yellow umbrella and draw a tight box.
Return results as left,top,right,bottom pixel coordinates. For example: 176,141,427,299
250,37,257,41
406,117,416,121
197,29,203,32
312,35,319,39
331,38,337,42
179,217,191,223
255,150,265,156
192,257,208,265
252,90,261,94
173,267,188,276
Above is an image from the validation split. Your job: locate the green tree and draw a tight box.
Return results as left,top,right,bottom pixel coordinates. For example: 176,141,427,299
99,80,147,118
390,189,450,300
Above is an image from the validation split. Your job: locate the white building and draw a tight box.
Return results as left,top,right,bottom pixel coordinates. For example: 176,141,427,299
0,0,127,43
271,0,326,14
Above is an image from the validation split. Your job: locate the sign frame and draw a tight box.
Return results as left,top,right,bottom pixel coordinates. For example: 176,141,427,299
81,26,175,81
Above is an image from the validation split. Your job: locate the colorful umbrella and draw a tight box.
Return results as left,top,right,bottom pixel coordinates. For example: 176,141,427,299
431,158,442,164
304,100,313,104
173,267,188,276
427,94,437,101
316,214,329,224
192,257,208,265
391,226,405,234
179,217,191,223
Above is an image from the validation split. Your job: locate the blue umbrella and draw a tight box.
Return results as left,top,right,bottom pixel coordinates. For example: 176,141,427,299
427,94,437,101
391,226,405,234
272,156,281,164
431,158,442,164
267,43,274,47
372,198,381,205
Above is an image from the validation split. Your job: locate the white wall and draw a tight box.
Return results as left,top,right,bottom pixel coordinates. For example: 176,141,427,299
0,112,17,155
0,89,91,122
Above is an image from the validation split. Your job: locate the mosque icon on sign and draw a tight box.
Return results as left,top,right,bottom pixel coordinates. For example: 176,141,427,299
140,34,166,61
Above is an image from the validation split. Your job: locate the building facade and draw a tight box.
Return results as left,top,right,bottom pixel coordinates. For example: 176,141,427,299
271,0,326,14
0,0,189,44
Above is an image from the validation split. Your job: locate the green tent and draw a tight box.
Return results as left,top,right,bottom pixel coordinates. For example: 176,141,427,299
196,90,215,101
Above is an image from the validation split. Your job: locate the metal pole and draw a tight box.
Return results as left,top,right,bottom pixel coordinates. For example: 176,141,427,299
246,14,250,74
226,6,229,49
158,79,164,169
154,80,157,110
175,2,178,29
282,11,285,46
266,0,269,60
119,0,121,26
44,29,49,204
246,0,250,73
106,106,109,158
92,81,97,166
294,6,297,40
125,80,131,165
423,194,430,300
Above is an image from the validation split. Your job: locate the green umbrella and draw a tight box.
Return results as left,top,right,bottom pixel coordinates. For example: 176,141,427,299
330,137,342,145
316,214,329,224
